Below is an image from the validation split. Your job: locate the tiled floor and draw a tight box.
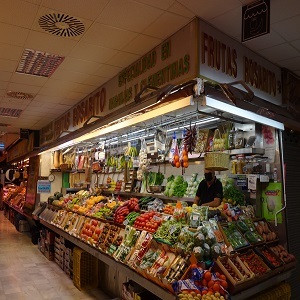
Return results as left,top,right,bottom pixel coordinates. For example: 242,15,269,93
0,211,113,300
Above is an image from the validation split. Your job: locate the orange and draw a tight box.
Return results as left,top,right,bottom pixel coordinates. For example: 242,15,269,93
182,149,187,156
220,280,228,289
183,161,189,168
202,290,208,295
208,280,214,288
175,161,181,168
183,155,188,162
202,279,208,286
204,271,212,282
213,283,220,292
207,290,214,295
220,274,226,281
174,154,179,162
215,272,220,278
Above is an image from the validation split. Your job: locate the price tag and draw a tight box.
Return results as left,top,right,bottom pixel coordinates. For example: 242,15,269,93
259,175,270,182
169,225,177,234
123,219,129,226
153,215,162,222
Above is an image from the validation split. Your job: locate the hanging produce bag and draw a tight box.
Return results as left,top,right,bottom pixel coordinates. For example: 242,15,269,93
205,129,229,171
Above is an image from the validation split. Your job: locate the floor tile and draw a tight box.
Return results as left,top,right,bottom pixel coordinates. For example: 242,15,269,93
0,212,112,300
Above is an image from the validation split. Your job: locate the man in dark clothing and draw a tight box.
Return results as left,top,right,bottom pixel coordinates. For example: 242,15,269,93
194,169,223,207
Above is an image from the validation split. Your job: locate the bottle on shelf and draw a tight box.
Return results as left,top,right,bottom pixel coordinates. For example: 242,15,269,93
273,167,278,183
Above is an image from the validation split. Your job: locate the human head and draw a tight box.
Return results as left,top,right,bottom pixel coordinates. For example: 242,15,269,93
204,169,215,182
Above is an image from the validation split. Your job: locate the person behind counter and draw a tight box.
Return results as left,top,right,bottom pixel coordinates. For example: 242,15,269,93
194,169,223,207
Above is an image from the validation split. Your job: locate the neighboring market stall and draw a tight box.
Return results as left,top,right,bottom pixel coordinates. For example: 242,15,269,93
5,18,297,300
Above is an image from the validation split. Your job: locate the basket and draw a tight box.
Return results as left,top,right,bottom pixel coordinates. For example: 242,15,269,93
73,247,98,290
204,152,229,171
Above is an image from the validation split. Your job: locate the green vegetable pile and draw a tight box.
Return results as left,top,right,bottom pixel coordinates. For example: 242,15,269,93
164,175,188,197
147,171,165,186
223,182,245,206
92,207,112,219
153,220,182,245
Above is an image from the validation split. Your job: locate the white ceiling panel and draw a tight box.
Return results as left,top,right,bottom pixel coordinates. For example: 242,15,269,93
93,64,122,78
168,2,195,18
6,83,41,95
259,43,300,62
122,34,161,55
270,0,300,23
0,82,9,90
143,12,190,39
106,51,140,68
50,69,90,84
25,31,78,56
0,44,23,61
0,71,13,82
82,23,138,50
134,0,175,10
70,43,118,63
0,23,29,47
278,57,300,71
71,83,96,94
60,57,101,74
42,0,110,21
0,0,39,28
210,7,241,38
0,101,28,110
272,15,300,42
178,0,241,20
1,98,32,106
97,0,163,33
83,75,108,87
0,60,18,73
10,73,48,86
64,91,87,101
43,79,78,91
291,39,300,52
243,31,286,51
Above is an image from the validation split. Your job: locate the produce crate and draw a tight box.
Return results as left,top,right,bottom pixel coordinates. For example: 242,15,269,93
238,250,271,278
229,253,255,280
73,247,98,291
216,256,245,287
254,245,284,273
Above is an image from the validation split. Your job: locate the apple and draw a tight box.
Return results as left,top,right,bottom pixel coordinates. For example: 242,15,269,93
91,225,96,232
85,223,91,230
87,230,93,237
95,228,101,235
91,220,98,226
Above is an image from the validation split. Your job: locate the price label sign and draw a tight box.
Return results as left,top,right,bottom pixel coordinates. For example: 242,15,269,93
236,175,247,187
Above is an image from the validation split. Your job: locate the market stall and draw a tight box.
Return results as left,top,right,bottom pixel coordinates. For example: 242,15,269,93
6,18,296,299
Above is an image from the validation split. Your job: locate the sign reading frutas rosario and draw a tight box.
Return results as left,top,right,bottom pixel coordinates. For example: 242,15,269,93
199,20,282,105
40,20,198,146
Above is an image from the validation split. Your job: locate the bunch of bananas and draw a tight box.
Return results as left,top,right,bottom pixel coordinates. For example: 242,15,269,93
124,146,138,157
106,156,118,167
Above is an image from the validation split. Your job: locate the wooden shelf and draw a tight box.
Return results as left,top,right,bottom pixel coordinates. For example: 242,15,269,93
39,219,176,300
101,190,194,203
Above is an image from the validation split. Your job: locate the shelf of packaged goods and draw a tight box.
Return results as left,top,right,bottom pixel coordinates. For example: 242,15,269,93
101,190,194,203
229,148,265,156
39,219,176,300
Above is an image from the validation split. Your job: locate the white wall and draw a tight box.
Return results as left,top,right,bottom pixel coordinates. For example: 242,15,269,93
39,152,62,202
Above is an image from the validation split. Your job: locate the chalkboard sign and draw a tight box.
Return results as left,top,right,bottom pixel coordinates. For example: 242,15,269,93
242,0,270,42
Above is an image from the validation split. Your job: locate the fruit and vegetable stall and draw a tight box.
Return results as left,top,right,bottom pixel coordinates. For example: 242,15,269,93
36,186,296,300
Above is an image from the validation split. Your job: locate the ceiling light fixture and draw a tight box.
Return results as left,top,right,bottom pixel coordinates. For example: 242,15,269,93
203,96,284,130
16,48,65,77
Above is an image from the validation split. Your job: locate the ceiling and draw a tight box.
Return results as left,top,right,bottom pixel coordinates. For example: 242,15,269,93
1,0,300,149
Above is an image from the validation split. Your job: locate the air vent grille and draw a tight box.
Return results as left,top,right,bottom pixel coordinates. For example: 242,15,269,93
7,91,34,100
16,48,64,77
0,108,23,118
39,13,85,37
